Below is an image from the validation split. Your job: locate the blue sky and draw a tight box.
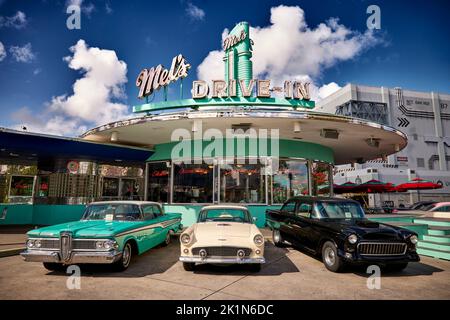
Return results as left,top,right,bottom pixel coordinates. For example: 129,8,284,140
0,0,449,136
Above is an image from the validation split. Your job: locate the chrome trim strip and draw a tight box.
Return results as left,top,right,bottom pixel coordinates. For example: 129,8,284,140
115,218,181,237
21,249,122,264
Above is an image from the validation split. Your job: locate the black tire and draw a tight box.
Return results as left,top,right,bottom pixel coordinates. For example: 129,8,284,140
161,230,172,247
272,229,284,247
183,262,195,271
321,241,344,272
249,264,262,272
113,242,133,271
43,262,65,271
385,262,408,272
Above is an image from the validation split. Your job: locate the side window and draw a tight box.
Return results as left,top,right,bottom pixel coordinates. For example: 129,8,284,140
281,201,297,215
297,203,312,218
142,205,156,220
153,205,163,217
437,206,449,212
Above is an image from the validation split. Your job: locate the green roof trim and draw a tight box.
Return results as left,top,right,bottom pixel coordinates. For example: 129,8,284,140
147,138,333,164
133,97,315,113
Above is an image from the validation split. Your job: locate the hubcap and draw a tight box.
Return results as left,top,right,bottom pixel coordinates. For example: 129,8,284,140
324,247,336,266
122,244,131,267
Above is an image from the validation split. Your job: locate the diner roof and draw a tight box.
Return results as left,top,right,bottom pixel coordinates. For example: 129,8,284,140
0,127,153,166
81,108,407,165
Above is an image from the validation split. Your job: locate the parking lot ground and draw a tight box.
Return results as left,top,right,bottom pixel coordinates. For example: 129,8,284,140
0,237,449,300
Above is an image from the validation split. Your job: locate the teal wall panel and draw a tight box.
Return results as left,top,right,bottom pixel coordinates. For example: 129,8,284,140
0,204,33,225
32,205,86,225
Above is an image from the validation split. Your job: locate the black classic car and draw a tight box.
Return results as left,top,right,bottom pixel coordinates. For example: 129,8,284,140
266,197,420,272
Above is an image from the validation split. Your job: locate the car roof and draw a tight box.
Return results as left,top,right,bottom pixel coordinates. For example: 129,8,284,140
88,201,161,206
200,205,249,211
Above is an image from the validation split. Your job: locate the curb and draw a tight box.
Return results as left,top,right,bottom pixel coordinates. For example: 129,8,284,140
0,247,24,258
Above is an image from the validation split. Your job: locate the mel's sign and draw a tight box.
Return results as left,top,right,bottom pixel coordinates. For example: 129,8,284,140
136,54,190,99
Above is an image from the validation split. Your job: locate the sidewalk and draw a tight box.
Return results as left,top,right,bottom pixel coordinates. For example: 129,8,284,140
0,226,34,257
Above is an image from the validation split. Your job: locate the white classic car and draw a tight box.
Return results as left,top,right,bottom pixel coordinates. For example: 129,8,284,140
179,205,265,272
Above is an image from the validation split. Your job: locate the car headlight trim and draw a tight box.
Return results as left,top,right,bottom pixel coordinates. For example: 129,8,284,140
254,234,264,246
95,241,105,249
26,239,35,248
180,233,191,244
347,234,358,244
409,235,418,245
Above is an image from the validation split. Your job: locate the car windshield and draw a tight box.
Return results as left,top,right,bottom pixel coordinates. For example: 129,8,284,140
82,204,141,221
314,201,365,219
422,203,437,211
198,208,251,223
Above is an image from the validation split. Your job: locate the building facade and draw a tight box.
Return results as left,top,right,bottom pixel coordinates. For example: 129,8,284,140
317,84,450,206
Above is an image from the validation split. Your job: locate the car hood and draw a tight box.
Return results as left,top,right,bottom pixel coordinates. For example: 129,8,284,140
320,218,405,241
27,220,140,238
194,222,253,241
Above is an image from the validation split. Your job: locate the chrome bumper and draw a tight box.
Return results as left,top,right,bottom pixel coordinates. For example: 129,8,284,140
21,249,122,264
179,256,265,264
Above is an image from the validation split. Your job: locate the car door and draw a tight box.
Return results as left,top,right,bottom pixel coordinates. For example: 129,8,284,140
140,204,162,251
289,201,314,248
278,200,299,243
150,204,169,244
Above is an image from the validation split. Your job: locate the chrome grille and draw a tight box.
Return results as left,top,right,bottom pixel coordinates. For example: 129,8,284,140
72,240,97,250
60,232,72,262
39,238,60,250
192,246,252,257
358,242,407,256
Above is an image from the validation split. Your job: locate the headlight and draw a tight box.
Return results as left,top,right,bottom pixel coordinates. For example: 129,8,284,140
96,241,104,249
103,240,117,250
347,234,358,244
26,239,35,248
254,234,264,246
409,235,418,245
34,239,41,248
180,233,191,244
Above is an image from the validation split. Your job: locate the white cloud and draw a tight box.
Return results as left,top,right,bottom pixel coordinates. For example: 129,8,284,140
197,5,379,100
10,40,130,136
317,82,341,100
9,43,35,63
0,11,27,29
0,41,6,61
186,2,205,21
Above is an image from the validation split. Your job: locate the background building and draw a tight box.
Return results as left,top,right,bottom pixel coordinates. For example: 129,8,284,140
317,84,450,206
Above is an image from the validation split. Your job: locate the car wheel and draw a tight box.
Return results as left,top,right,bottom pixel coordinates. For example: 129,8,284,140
385,262,408,272
183,262,195,271
273,229,284,247
249,264,261,272
113,242,133,271
43,262,65,271
321,241,344,272
161,231,172,247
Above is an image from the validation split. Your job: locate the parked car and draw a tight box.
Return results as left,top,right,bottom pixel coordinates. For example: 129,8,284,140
426,202,450,217
21,201,182,271
179,205,265,272
393,201,437,213
266,197,419,272
365,207,386,215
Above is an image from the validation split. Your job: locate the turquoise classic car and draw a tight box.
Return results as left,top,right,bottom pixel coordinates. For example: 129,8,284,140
21,201,182,271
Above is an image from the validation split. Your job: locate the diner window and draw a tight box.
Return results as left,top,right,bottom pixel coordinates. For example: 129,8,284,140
220,163,265,204
36,176,49,197
272,160,309,204
311,162,332,196
173,163,213,203
102,177,119,198
147,162,169,203
120,178,138,200
9,175,35,198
